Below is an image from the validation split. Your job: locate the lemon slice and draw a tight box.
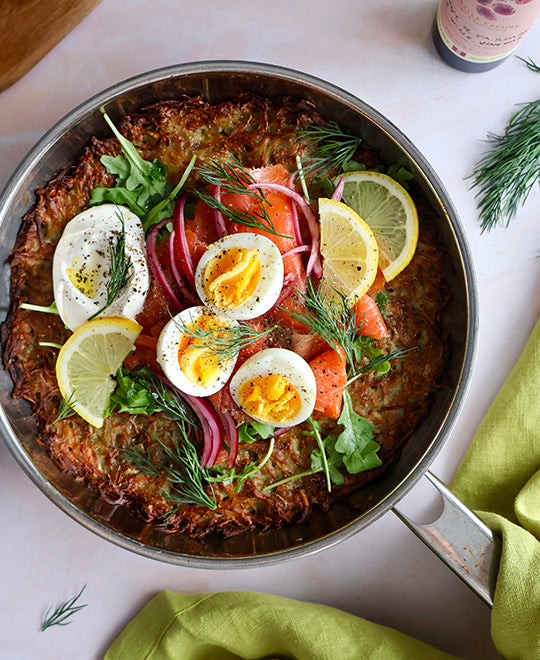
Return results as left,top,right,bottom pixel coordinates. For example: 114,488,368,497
318,197,379,301
56,317,142,428
337,171,419,281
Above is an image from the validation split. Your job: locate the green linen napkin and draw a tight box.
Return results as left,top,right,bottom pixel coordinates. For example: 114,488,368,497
451,316,540,660
104,590,457,660
105,318,540,660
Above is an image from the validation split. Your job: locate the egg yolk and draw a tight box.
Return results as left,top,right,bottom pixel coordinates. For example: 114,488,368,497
238,374,301,424
178,316,228,387
66,256,101,298
202,247,261,310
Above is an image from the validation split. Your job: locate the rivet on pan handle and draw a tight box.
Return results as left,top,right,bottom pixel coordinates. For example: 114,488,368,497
392,471,501,607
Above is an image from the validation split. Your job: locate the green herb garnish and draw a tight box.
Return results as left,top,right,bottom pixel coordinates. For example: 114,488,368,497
124,427,216,512
110,367,198,426
341,160,415,190
20,300,59,315
194,156,293,238
334,390,381,473
38,341,63,349
208,438,275,493
171,313,277,364
281,278,359,369
469,96,540,231
90,108,195,232
307,416,331,491
194,189,289,239
297,122,362,176
53,392,77,424
349,336,412,382
41,585,87,631
264,393,381,492
197,157,267,199
88,210,132,321
516,56,540,73
238,421,275,444
373,291,389,316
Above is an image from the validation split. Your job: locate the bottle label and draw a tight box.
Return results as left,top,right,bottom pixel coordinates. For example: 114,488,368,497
437,0,540,63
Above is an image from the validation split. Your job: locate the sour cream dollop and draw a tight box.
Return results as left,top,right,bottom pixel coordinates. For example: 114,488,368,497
52,204,149,331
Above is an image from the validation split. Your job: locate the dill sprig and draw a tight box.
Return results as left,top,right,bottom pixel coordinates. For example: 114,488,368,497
172,313,276,363
281,279,359,368
53,392,77,423
123,426,216,511
346,347,414,386
194,157,291,238
89,210,132,320
296,122,362,177
469,97,540,231
195,189,290,239
517,56,540,73
41,585,87,631
197,157,267,200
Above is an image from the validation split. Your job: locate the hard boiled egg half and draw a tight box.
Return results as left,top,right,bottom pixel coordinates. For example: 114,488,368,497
229,348,316,427
53,204,149,331
157,306,239,397
195,233,284,320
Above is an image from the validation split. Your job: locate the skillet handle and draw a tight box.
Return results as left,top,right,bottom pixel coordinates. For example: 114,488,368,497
392,471,501,607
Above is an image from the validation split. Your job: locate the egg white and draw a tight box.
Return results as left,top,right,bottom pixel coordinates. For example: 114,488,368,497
195,232,284,320
157,306,239,397
52,204,149,331
229,348,317,427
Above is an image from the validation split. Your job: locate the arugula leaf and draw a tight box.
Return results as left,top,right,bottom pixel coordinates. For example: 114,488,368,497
317,176,335,197
352,336,386,368
110,367,198,426
238,422,275,444
90,108,196,232
374,291,389,317
264,400,380,492
335,391,381,473
386,163,415,190
90,181,146,216
111,368,158,415
342,160,366,173
310,434,345,486
341,160,414,190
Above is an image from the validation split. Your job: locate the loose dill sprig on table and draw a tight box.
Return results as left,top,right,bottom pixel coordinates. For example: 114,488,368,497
89,210,132,320
171,314,276,363
469,79,540,231
41,585,87,631
123,426,217,511
53,392,78,424
516,56,540,74
295,122,362,176
281,279,359,368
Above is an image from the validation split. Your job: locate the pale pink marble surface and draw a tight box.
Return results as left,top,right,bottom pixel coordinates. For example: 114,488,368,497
1,1,539,658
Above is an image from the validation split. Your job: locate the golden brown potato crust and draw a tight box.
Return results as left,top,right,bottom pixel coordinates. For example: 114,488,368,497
2,94,448,538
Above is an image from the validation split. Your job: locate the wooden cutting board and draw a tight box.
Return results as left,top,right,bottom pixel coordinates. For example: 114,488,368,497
0,0,101,93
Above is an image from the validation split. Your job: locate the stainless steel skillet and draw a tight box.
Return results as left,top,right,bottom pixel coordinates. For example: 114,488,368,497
0,61,498,602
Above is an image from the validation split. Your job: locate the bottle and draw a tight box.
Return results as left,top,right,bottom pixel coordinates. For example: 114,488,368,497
433,0,540,72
